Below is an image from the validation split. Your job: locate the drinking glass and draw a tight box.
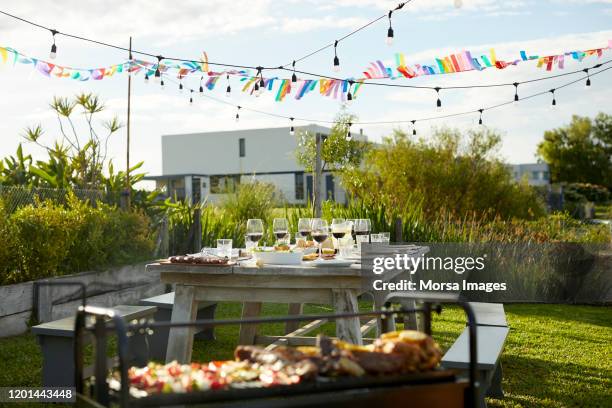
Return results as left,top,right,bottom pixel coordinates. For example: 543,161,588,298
216,239,233,258
297,218,312,241
273,218,289,244
311,218,329,260
244,235,257,253
331,218,346,248
370,233,382,243
246,219,264,248
354,219,370,247
381,232,391,244
348,219,357,243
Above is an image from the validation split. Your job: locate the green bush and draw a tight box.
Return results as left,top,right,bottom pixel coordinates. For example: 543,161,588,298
564,183,611,203
0,200,17,282
0,195,155,285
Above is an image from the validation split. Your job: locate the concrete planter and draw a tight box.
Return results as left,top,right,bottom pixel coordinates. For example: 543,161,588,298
0,262,165,337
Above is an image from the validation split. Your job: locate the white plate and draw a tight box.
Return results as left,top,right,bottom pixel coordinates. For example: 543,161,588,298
253,251,303,265
307,258,355,267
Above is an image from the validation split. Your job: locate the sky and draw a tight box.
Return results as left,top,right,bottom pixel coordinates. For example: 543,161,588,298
0,0,611,185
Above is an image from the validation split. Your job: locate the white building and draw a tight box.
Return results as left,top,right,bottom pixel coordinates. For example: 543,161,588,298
145,124,363,204
509,163,550,186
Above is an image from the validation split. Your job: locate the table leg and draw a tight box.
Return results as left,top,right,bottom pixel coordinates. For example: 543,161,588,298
332,289,362,345
166,285,198,363
238,302,263,345
285,303,304,334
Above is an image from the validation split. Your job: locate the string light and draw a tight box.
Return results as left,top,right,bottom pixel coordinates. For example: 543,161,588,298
513,82,519,102
347,80,354,103
49,29,58,59
160,76,165,88
144,72,149,83
478,109,484,125
550,89,557,109
333,40,340,72
411,120,416,136
291,60,297,83
226,74,231,97
435,87,442,111
386,11,394,46
583,68,591,87
346,122,352,140
235,106,241,122
189,89,194,104
289,117,295,135
179,75,184,93
199,76,204,93
154,55,163,82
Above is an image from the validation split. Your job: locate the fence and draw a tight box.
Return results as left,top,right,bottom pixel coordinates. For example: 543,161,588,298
0,184,107,213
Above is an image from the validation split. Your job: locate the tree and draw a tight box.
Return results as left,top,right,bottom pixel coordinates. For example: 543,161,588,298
22,93,124,189
295,112,368,173
341,126,545,220
537,113,612,190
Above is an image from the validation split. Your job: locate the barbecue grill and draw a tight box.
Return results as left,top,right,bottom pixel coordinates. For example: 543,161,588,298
74,300,479,408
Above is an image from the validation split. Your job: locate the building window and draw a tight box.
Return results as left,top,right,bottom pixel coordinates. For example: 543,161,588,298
239,138,245,157
543,171,549,181
295,173,304,200
210,175,240,194
531,171,538,180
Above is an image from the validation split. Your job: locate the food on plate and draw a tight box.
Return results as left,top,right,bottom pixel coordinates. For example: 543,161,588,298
295,239,315,248
302,252,318,261
168,255,229,265
273,244,291,252
115,329,442,397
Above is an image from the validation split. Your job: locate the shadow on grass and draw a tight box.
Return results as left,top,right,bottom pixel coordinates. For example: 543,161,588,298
505,304,612,330
492,353,612,408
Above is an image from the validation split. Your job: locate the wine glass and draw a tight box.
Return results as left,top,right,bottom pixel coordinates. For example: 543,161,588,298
311,218,329,260
246,219,264,248
273,218,289,244
354,219,370,247
331,218,346,248
297,218,312,241
348,219,357,242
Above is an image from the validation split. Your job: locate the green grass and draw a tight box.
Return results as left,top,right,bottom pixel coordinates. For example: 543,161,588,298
0,304,610,408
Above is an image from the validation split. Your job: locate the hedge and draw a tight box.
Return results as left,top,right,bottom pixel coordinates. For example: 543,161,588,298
0,194,155,285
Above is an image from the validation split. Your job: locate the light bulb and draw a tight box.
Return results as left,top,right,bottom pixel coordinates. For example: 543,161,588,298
291,72,297,83
436,98,442,112
49,43,57,59
289,126,295,136
235,113,240,123
386,27,394,46
179,83,184,93
585,77,591,88
333,56,340,72
160,79,165,88
226,85,231,97
144,73,149,84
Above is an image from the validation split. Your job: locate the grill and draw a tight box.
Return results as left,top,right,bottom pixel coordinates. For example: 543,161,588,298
74,300,479,408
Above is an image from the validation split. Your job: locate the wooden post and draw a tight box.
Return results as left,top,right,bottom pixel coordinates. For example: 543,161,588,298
193,208,202,253
125,36,133,210
313,133,322,217
394,217,403,243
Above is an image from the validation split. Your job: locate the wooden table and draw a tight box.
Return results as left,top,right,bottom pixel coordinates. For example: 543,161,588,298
146,245,427,364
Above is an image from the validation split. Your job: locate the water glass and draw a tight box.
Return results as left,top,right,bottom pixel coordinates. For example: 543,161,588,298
381,232,391,244
370,233,383,243
216,239,233,258
244,235,257,253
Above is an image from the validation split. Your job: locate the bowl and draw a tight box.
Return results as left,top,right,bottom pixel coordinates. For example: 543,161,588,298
252,251,303,265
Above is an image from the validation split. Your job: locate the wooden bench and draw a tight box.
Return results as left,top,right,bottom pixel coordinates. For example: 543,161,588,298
32,305,157,388
441,302,509,408
139,292,217,361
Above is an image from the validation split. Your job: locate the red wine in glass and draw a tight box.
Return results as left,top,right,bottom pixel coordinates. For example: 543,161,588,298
247,233,263,242
298,230,311,239
274,231,288,240
332,231,346,239
312,233,328,243
354,230,368,236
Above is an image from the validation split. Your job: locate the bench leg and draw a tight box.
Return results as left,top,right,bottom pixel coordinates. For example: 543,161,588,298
38,336,74,387
166,285,198,363
487,361,504,399
194,303,218,341
285,303,303,334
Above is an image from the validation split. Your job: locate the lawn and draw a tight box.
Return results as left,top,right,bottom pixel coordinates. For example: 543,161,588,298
0,303,610,408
